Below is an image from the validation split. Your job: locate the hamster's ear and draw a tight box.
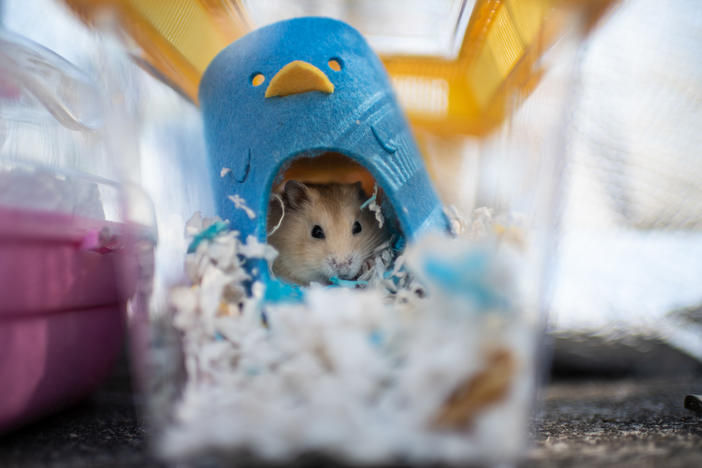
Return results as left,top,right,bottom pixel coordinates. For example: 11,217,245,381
353,181,367,200
282,180,310,210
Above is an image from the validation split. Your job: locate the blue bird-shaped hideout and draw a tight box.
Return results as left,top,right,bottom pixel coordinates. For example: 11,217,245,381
199,17,448,286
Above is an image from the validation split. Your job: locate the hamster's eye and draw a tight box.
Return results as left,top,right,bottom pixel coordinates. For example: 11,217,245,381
352,221,362,235
311,225,325,239
328,58,342,71
251,73,265,86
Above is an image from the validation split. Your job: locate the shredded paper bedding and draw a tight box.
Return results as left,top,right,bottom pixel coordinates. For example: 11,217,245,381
156,206,535,463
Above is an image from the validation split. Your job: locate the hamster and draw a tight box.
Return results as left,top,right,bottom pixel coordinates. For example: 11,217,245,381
266,180,390,286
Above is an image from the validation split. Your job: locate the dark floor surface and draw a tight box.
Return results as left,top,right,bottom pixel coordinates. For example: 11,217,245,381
525,378,702,467
1,351,701,468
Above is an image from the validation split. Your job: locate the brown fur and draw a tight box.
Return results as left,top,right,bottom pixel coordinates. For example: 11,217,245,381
267,181,389,285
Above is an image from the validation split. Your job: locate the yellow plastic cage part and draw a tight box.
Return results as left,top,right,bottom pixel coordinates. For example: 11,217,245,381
385,0,553,136
388,0,616,136
63,0,252,104
63,0,614,135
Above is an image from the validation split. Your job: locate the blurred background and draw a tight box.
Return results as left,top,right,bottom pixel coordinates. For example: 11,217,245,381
548,0,702,376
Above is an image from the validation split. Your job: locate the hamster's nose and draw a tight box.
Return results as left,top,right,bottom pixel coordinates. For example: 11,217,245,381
330,256,355,277
330,257,351,267
265,60,334,98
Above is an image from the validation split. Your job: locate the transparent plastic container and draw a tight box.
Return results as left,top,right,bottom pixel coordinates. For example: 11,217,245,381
0,29,154,432
119,3,589,466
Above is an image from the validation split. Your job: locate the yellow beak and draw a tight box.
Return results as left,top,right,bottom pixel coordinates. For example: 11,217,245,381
265,60,334,98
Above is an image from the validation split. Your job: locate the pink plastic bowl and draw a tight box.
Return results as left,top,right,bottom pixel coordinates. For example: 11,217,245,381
0,206,135,433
